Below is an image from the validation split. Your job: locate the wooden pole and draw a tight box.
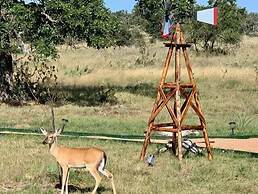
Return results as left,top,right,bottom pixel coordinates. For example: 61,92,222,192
140,126,151,160
160,46,174,85
175,23,182,161
194,93,213,160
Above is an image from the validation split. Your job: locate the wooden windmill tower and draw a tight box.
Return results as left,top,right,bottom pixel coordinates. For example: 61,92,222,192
140,23,213,161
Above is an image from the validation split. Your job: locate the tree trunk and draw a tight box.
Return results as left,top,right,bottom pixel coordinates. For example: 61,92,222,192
211,40,215,52
0,51,14,101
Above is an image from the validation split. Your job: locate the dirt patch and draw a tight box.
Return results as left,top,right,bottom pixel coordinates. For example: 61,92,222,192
194,138,258,153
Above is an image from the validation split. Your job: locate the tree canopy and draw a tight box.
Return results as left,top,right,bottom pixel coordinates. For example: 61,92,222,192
1,0,129,55
243,12,258,36
0,0,133,103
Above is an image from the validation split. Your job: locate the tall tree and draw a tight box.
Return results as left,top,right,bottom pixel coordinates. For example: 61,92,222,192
0,0,129,103
243,12,258,36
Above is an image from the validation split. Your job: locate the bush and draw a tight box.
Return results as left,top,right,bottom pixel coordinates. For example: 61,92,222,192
10,58,58,104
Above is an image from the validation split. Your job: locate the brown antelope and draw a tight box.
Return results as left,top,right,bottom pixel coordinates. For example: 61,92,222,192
40,123,116,194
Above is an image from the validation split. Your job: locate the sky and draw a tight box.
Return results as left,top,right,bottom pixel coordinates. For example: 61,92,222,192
24,0,258,13
104,0,258,13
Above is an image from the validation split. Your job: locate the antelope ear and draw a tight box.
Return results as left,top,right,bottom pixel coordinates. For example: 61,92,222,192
55,128,63,136
40,128,48,136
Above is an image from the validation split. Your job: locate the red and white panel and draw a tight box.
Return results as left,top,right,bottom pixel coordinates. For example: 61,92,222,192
197,7,218,26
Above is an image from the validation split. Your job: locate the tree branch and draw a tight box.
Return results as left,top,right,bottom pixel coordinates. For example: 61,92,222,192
41,11,57,23
13,30,31,55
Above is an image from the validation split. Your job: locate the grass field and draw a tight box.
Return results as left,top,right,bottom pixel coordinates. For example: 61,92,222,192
1,135,258,194
0,36,258,193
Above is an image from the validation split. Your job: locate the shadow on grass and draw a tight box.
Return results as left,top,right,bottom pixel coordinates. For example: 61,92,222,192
0,127,146,139
116,82,157,97
55,183,108,193
57,82,156,106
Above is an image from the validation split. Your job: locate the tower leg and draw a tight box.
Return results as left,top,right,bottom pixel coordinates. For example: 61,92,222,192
177,129,183,161
172,132,177,155
140,126,152,160
194,93,213,160
175,29,182,161
202,126,213,160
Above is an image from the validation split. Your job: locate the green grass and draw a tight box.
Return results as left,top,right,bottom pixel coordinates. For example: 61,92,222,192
1,135,258,194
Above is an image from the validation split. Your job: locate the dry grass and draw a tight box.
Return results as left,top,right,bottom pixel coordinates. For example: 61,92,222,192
52,36,258,86
1,36,257,136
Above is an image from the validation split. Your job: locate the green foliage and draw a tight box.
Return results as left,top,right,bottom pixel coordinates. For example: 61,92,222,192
112,11,133,47
229,113,253,135
243,12,258,36
134,0,164,38
0,18,11,53
134,0,196,38
44,0,126,49
113,10,145,47
234,113,253,130
167,0,196,22
4,2,58,59
186,0,247,53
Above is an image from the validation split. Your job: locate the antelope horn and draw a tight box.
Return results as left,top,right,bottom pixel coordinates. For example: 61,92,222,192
50,106,56,132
